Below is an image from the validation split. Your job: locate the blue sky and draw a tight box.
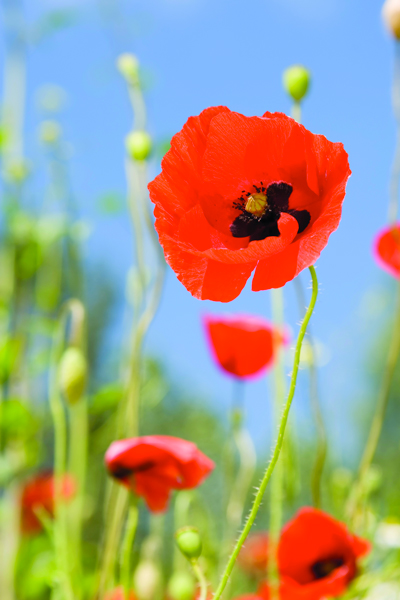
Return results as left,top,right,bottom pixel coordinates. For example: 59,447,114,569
1,0,397,458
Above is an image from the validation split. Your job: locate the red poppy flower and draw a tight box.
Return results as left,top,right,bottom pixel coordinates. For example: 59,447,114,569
204,314,287,379
105,435,215,512
238,532,269,574
20,472,76,534
148,108,350,302
261,507,370,600
373,224,400,279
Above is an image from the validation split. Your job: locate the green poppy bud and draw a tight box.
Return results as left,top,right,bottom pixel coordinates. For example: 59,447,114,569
283,65,311,103
175,527,202,560
167,572,195,600
383,0,400,39
59,347,87,405
39,120,62,144
117,53,140,85
125,131,152,161
5,160,30,183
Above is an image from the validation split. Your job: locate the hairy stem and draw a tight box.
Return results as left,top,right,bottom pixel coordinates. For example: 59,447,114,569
213,266,319,600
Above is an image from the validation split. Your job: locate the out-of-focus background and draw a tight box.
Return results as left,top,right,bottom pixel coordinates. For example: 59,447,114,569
0,0,396,461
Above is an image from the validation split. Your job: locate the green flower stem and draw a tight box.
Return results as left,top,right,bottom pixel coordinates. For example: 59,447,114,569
68,396,88,597
268,287,286,598
49,311,75,600
213,266,318,600
389,42,400,224
347,280,400,525
191,560,208,600
291,102,301,124
294,277,327,509
120,499,139,599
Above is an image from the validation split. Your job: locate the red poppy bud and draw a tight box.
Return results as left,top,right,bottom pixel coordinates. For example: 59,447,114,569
59,346,87,405
175,527,202,560
148,108,350,301
373,224,400,279
204,314,287,379
168,572,196,600
283,65,311,103
126,131,152,161
383,0,400,39
105,435,215,512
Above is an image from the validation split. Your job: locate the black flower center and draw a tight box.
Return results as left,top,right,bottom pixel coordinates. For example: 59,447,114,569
230,182,310,242
111,461,156,480
311,557,345,580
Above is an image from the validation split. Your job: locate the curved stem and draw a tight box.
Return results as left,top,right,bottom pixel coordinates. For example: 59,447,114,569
347,280,400,525
213,266,319,600
191,560,208,600
294,277,327,509
120,500,139,599
389,42,400,224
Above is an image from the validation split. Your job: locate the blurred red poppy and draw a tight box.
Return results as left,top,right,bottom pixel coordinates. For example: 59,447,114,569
258,507,370,600
148,108,350,302
238,532,269,574
105,435,215,512
204,314,287,379
105,587,135,600
373,224,400,279
21,472,76,534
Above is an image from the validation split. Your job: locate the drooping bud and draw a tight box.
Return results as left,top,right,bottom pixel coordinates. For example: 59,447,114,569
39,120,62,144
175,527,202,560
125,131,152,161
283,65,311,103
59,347,87,405
167,571,195,600
117,53,140,85
383,0,400,39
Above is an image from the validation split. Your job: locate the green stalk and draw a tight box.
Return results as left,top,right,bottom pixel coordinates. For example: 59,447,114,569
347,281,400,526
268,288,286,598
120,500,139,599
213,266,318,600
191,560,208,600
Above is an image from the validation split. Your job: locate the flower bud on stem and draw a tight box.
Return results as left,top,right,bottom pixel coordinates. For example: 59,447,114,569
176,528,208,600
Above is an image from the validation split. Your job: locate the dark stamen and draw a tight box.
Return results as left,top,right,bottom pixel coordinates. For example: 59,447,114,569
311,557,344,580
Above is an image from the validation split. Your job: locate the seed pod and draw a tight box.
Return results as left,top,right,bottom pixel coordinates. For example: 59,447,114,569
59,347,87,405
117,53,140,85
283,65,311,103
175,527,202,560
125,131,152,161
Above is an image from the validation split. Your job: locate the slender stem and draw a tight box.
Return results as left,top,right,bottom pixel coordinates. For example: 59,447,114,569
191,560,208,600
268,288,286,597
347,280,400,525
120,500,139,599
49,315,75,600
291,102,301,124
389,42,400,224
294,277,327,509
213,266,318,600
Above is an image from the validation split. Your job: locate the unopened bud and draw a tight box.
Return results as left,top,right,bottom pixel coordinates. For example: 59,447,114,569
383,0,400,39
59,347,87,405
283,65,311,103
125,131,152,161
39,120,62,144
134,560,162,600
5,160,30,183
167,572,195,600
117,53,140,85
175,527,202,560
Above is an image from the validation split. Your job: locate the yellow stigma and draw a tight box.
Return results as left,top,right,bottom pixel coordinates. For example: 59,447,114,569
245,193,268,217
